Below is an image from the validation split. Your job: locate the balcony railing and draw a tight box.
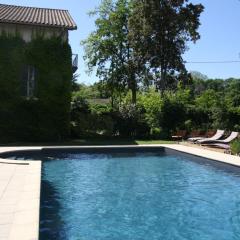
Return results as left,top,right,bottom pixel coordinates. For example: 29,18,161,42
72,54,78,73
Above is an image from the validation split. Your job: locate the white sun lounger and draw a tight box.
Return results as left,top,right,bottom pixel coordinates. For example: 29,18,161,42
194,130,225,144
187,136,205,142
201,131,238,144
202,132,239,144
205,143,230,150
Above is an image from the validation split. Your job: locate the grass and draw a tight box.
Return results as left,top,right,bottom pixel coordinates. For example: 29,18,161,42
68,139,175,146
0,138,175,147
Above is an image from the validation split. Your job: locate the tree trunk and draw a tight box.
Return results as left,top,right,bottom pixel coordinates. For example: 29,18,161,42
131,87,137,104
130,73,137,104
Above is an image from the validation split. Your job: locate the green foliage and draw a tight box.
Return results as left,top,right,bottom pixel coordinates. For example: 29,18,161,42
190,71,208,81
195,89,220,111
128,0,204,92
73,84,99,99
72,81,111,100
0,35,26,142
70,96,150,139
230,140,240,155
159,95,186,137
138,90,162,133
115,104,149,137
83,0,205,106
0,35,72,142
83,0,138,104
70,76,240,139
71,95,114,138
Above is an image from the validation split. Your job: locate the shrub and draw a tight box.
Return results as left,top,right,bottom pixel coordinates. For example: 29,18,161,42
91,104,114,136
70,97,115,138
230,140,240,155
114,104,150,138
138,90,162,135
160,96,186,136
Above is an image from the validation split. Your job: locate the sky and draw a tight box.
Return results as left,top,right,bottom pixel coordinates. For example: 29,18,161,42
1,0,240,83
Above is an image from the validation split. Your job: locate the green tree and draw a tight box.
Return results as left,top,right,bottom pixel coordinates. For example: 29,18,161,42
129,0,204,92
83,0,139,104
190,71,208,81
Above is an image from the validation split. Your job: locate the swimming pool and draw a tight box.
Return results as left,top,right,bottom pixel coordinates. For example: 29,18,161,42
2,147,240,240
27,148,240,240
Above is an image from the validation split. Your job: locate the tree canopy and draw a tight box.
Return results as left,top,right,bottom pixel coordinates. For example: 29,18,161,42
83,0,204,104
83,0,138,104
129,0,204,92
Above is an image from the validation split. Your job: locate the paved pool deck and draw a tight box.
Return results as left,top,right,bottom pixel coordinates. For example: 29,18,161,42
0,147,41,240
0,144,239,240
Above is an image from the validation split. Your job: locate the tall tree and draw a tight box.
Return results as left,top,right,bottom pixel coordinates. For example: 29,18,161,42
83,0,138,104
129,0,204,93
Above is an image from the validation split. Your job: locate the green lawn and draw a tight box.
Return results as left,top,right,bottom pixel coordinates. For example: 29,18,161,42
0,139,175,147
68,139,175,146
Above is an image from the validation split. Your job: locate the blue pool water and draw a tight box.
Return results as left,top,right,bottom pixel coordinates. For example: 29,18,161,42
39,151,240,240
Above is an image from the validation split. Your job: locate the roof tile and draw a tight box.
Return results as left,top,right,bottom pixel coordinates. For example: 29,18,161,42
0,4,77,30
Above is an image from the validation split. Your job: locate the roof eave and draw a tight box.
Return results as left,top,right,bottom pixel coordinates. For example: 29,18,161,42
69,26,77,30
0,20,77,30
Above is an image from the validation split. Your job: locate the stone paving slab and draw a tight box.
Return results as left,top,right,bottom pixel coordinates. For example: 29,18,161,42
0,147,41,240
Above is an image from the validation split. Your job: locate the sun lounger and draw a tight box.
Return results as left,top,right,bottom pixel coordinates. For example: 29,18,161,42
201,131,238,144
201,132,239,145
204,143,230,149
188,136,205,142
172,130,187,141
187,130,204,142
195,130,225,144
202,143,231,153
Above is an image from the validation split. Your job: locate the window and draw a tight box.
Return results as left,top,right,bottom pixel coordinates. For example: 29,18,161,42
21,65,36,98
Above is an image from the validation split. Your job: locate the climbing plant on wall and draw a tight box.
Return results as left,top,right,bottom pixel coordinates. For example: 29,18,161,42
0,34,73,142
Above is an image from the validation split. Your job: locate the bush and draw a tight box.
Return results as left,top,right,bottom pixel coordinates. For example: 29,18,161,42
91,104,114,136
160,96,186,136
138,90,162,136
70,97,115,138
113,104,150,138
230,140,240,155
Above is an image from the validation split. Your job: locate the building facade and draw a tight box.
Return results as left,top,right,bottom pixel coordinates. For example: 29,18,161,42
0,4,78,141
